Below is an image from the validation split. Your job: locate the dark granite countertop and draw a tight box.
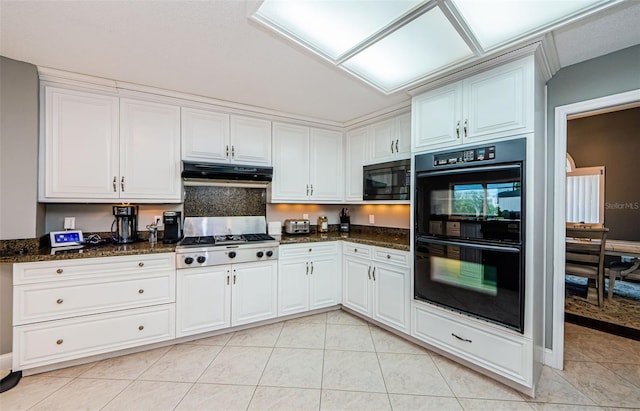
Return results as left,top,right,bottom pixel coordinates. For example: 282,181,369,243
0,241,176,264
280,231,410,251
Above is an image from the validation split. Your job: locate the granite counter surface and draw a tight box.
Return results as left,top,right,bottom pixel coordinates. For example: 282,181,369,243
279,231,410,251
0,241,176,264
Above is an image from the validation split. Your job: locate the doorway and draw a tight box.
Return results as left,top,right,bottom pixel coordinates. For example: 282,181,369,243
550,89,640,369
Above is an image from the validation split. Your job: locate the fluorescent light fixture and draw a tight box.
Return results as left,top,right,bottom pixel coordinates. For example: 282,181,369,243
342,7,473,91
254,0,424,60
452,0,607,49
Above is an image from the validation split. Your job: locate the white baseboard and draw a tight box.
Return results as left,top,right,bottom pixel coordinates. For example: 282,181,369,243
0,353,12,371
543,347,562,369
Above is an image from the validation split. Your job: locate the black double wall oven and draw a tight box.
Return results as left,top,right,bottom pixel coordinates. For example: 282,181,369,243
414,138,526,333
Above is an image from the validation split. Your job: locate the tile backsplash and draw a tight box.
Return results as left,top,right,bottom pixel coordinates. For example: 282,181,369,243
184,186,266,217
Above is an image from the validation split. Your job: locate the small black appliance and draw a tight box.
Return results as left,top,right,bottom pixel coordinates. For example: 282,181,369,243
163,211,183,244
111,205,138,244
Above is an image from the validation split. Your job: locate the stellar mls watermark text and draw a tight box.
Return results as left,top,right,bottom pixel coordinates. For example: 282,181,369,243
605,202,640,210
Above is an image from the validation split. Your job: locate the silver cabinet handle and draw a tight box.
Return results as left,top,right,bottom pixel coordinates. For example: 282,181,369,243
306,184,309,196
231,145,235,158
112,176,117,192
372,267,376,281
390,140,394,153
310,261,314,274
367,266,371,280
226,145,229,158
452,333,472,343
233,269,237,284
226,274,230,285
395,139,399,153
387,254,391,259
464,119,468,137
56,298,63,304
306,262,309,275
310,184,313,196
456,121,460,138
121,176,125,192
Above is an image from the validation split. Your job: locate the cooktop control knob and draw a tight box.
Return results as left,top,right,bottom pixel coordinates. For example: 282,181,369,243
266,250,274,257
256,251,264,258
197,256,206,264
228,251,237,259
184,257,194,265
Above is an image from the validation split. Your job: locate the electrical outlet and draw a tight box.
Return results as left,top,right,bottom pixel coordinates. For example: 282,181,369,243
63,217,75,230
303,213,309,220
369,214,375,224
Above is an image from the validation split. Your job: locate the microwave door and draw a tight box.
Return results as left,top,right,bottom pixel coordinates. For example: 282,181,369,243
365,169,392,194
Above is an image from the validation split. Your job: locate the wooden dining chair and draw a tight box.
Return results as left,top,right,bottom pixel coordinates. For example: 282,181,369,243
566,226,609,307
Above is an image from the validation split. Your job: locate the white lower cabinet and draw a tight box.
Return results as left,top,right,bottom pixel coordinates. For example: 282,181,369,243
12,254,176,371
177,260,277,337
278,243,340,317
342,243,409,332
412,302,532,387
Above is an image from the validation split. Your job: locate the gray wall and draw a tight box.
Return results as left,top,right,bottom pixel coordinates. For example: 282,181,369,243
0,56,44,240
568,107,640,241
545,45,640,349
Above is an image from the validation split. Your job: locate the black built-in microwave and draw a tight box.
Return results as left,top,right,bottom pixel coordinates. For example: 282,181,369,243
363,159,410,201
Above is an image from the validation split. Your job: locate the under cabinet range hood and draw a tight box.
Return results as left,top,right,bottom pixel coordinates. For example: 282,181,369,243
181,162,273,186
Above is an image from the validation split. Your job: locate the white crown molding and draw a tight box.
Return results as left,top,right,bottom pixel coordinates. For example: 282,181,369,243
343,102,411,130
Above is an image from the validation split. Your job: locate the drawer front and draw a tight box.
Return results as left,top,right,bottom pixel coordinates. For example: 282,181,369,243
14,271,176,325
343,243,372,258
280,242,337,259
373,247,409,267
14,253,175,285
412,304,530,384
13,304,175,370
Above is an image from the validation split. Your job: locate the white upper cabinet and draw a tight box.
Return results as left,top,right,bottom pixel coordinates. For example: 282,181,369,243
119,98,181,200
412,57,533,152
271,122,343,203
181,109,271,166
181,107,230,163
368,111,411,164
40,87,181,202
345,127,368,203
229,115,272,166
41,87,120,200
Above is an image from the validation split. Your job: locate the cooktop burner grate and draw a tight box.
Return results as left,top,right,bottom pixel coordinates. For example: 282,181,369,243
179,236,216,246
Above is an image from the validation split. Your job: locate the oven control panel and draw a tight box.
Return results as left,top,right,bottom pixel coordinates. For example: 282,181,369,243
433,145,496,166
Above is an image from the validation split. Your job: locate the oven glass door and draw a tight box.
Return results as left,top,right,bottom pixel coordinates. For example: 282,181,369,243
414,237,524,332
415,164,522,243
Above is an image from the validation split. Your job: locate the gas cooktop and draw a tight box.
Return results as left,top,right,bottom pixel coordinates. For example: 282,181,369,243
179,233,275,247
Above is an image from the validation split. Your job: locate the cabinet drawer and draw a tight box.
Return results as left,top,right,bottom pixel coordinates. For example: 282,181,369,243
13,304,175,370
373,247,409,267
412,304,530,384
14,271,176,325
14,253,174,285
280,242,337,259
343,243,372,258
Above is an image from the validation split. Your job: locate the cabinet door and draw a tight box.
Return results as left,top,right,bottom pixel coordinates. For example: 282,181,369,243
278,258,309,316
230,115,272,165
345,127,368,202
309,254,340,310
119,99,181,201
42,87,119,200
412,82,462,152
271,122,310,201
309,128,344,202
372,264,408,332
181,107,230,163
463,59,533,143
369,117,395,163
395,112,412,159
342,256,371,316
231,261,277,326
176,266,231,337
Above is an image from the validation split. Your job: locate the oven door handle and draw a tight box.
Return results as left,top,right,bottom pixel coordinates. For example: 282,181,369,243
416,163,520,178
416,236,520,253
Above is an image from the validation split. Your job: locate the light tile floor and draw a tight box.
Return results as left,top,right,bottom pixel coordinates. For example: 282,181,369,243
2,310,640,410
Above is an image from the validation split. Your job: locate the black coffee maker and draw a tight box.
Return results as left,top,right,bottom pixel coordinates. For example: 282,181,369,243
111,205,138,244
163,211,183,244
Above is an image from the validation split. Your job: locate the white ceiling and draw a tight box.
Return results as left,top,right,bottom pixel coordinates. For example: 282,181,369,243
1,1,639,124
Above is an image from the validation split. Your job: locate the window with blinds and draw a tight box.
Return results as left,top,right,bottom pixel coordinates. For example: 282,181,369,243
566,159,605,224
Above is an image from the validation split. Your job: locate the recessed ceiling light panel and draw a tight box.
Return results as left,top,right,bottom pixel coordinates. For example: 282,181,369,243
341,7,473,92
451,0,608,49
255,0,425,60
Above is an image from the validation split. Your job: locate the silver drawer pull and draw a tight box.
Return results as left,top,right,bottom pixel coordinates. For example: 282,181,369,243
56,299,63,304
56,268,63,274
138,289,144,294
451,333,472,343
354,249,357,252
138,262,144,267
387,254,391,259
138,325,144,331
56,339,63,345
